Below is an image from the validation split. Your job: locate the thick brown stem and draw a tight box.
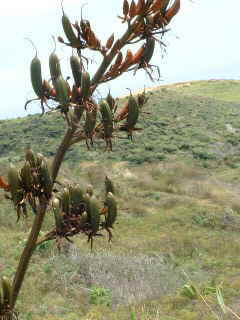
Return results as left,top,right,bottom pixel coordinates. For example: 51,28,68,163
11,197,48,309
51,127,75,182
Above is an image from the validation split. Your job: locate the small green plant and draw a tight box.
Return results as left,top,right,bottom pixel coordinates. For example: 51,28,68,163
89,286,112,307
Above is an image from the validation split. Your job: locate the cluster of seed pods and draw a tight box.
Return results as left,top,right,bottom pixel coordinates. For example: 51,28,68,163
0,149,52,221
43,176,117,250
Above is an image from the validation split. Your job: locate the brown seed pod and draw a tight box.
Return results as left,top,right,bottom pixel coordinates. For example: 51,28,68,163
105,33,114,50
87,28,100,49
151,0,163,12
164,0,180,24
0,176,10,191
131,45,145,65
129,0,137,18
136,0,145,14
123,0,130,17
119,49,134,72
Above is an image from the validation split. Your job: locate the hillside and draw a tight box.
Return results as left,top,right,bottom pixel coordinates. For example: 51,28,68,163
1,80,240,320
1,79,240,169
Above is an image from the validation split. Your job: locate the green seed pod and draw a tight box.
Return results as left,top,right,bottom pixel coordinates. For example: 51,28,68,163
39,159,52,198
8,164,22,204
1,276,12,306
104,192,117,228
70,54,82,87
100,100,113,139
106,90,115,111
52,198,64,231
49,53,62,85
30,46,43,98
61,188,70,215
20,162,33,192
81,71,91,99
86,196,100,234
25,147,36,167
127,94,139,130
61,6,80,48
55,75,70,106
35,152,44,168
69,184,85,207
0,286,4,308
86,184,93,197
105,176,115,195
84,108,97,138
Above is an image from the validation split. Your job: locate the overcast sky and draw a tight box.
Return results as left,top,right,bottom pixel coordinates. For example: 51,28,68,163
0,0,239,120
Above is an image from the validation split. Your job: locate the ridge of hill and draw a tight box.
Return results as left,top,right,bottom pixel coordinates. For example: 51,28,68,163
0,79,240,168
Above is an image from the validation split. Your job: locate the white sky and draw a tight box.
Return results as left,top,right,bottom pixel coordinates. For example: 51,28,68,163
0,0,239,119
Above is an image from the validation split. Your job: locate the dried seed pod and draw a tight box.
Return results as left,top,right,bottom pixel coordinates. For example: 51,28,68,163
81,71,91,99
107,51,123,77
129,0,137,18
123,0,130,17
39,159,52,199
87,28,100,49
164,0,180,23
70,54,82,87
105,176,115,195
105,33,114,50
131,44,145,65
104,192,117,228
55,75,70,106
0,176,10,191
119,49,134,72
136,0,145,14
151,0,163,12
100,100,113,139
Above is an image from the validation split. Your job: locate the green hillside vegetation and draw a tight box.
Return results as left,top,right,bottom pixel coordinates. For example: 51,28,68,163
1,80,240,319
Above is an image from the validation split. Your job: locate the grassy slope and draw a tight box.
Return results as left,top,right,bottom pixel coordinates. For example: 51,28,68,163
1,80,240,319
